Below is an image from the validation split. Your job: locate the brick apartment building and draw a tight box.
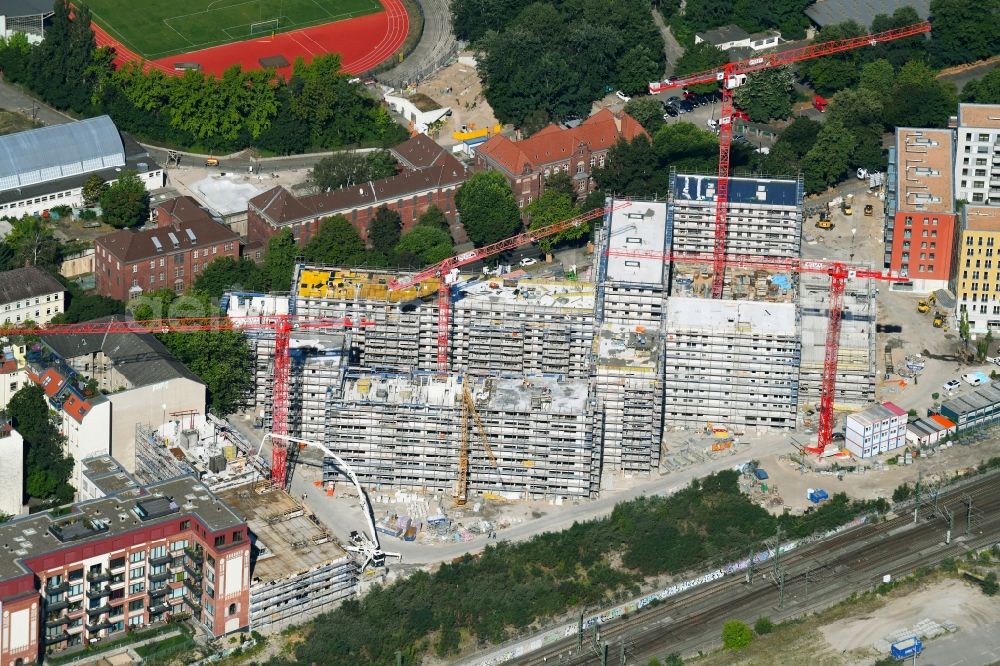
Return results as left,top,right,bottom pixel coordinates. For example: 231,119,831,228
246,134,468,247
95,197,240,301
0,475,249,664
884,127,958,293
474,109,647,207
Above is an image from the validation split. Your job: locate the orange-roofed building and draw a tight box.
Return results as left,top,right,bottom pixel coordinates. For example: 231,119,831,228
906,413,957,447
474,109,648,206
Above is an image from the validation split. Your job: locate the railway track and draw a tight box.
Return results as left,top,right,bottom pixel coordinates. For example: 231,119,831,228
514,472,1000,665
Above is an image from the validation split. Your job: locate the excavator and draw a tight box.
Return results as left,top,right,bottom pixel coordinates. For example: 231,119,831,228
933,311,946,328
815,210,833,230
917,293,936,314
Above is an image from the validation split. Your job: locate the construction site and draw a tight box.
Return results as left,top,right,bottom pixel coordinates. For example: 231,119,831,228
217,170,885,506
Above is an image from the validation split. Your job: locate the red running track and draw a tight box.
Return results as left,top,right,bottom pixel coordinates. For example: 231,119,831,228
91,0,408,78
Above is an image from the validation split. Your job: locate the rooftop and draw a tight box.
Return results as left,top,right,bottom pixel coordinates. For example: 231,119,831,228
849,402,907,428
604,199,668,286
805,0,929,27
964,207,1000,233
0,475,242,582
80,455,139,497
895,128,954,215
958,103,1000,130
0,116,124,194
96,215,238,263
216,484,347,584
0,266,65,304
391,133,452,170
189,173,265,217
296,267,440,302
455,278,595,311
337,373,589,412
476,109,647,176
942,384,1000,416
41,316,204,388
696,24,751,45
674,174,800,207
3,0,55,16
666,297,797,336
406,93,444,113
595,325,660,370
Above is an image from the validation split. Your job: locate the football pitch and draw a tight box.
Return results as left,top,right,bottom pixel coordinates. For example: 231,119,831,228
86,0,383,59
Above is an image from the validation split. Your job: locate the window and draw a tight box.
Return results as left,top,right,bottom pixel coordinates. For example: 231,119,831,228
149,261,155,269
129,566,145,580
180,520,191,530
232,530,243,543
110,557,126,569
131,265,137,273
130,552,145,563
214,535,225,547
170,539,188,552
228,603,237,616
68,583,83,597
159,258,165,267
128,599,144,612
129,582,145,594
151,545,167,559
979,133,990,141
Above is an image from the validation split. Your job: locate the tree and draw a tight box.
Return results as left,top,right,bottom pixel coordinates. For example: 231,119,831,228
6,215,62,271
394,226,454,267
827,88,886,133
594,135,664,197
53,293,124,324
892,483,913,503
929,0,1000,68
721,620,754,649
305,216,366,265
417,205,450,231
733,67,794,122
654,122,719,172
981,572,999,596
800,120,856,194
963,68,1000,104
544,172,575,199
799,21,866,94
624,97,666,134
82,174,108,207
618,44,661,95
753,616,774,635
777,117,823,158
525,190,582,253
455,172,521,247
261,229,297,292
673,43,728,93
308,151,397,192
8,384,73,502
368,206,403,256
885,61,958,129
162,327,252,416
192,257,266,299
859,59,895,95
663,655,683,666
99,170,149,229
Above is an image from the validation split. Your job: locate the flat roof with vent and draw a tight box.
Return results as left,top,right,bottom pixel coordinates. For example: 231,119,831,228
0,475,243,581
604,198,668,286
958,103,1000,130
896,127,954,215
666,296,797,336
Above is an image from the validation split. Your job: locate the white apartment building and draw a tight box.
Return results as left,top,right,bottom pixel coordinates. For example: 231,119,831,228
954,103,1000,205
0,266,65,325
845,401,908,458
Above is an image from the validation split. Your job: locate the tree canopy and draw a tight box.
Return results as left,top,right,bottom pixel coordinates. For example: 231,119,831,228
672,43,728,94
525,190,582,253
307,151,397,193
455,172,522,247
99,170,150,229
929,0,1000,68
368,206,403,257
394,225,454,267
8,384,74,504
466,0,665,126
962,68,1000,104
732,67,794,122
624,97,666,134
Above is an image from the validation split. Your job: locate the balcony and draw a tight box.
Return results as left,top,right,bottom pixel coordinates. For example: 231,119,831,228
184,596,201,613
184,547,204,563
149,602,170,615
183,578,202,596
86,570,111,584
148,587,169,598
183,561,202,580
150,554,172,567
45,614,69,629
43,631,70,645
46,598,69,612
86,604,111,617
46,581,69,594
86,586,110,599
149,571,171,583
86,620,110,633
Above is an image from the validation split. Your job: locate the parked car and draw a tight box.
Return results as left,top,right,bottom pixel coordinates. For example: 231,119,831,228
679,100,694,113
943,379,962,392
519,257,539,267
831,432,845,442
663,106,679,118
615,90,630,102
962,372,988,386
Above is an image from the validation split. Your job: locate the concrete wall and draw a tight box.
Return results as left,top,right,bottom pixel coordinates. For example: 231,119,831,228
0,429,23,516
60,249,95,279
64,400,112,488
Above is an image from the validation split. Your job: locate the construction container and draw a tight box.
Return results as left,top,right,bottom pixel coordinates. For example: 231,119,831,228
891,636,922,659
179,429,199,449
753,468,769,481
222,445,237,461
208,454,227,473
807,488,829,504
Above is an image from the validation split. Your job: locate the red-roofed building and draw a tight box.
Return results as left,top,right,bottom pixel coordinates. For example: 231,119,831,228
474,109,648,206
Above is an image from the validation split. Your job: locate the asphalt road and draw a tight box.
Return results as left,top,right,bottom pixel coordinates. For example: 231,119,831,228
512,471,1000,665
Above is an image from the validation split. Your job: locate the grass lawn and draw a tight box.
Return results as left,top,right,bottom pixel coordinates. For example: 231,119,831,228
85,0,383,59
135,633,196,659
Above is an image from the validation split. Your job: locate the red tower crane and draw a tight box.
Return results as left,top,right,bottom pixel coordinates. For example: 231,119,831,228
605,248,907,452
387,202,631,371
1,314,364,488
648,20,931,298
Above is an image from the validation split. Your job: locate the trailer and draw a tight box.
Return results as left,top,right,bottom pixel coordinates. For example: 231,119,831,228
891,636,922,659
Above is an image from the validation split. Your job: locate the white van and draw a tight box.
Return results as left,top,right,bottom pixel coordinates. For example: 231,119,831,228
962,372,987,386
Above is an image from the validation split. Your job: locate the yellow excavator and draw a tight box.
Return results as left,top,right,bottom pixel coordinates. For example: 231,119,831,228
917,293,936,314
933,311,946,328
816,211,833,230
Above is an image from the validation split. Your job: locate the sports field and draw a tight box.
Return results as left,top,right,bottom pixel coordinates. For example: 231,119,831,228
86,0,383,59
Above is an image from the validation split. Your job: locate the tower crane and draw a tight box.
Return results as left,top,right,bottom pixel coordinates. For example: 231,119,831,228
387,202,632,371
604,248,908,453
1,314,368,489
261,433,401,570
455,381,500,505
648,20,931,298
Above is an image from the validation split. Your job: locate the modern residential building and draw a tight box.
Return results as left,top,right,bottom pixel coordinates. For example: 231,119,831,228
953,103,1000,205
663,297,800,431
323,373,600,499
0,418,24,517
844,401,908,458
246,134,467,246
884,127,957,292
32,323,206,481
694,25,780,52
474,109,647,206
0,475,250,665
95,197,241,301
0,115,163,218
954,206,1000,335
0,266,66,325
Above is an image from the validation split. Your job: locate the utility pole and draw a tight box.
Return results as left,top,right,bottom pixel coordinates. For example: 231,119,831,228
771,524,783,579
619,639,626,666
913,470,922,524
578,611,584,649
965,494,974,537
746,548,755,586
776,566,787,610
942,504,954,544
600,641,608,666
395,651,402,666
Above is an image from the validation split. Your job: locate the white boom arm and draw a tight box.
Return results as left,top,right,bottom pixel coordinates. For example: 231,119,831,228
261,433,401,569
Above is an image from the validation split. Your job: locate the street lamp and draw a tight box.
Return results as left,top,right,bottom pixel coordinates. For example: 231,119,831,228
850,228,857,263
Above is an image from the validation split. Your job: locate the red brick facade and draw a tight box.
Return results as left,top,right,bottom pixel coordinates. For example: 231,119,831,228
95,198,240,301
474,109,648,207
